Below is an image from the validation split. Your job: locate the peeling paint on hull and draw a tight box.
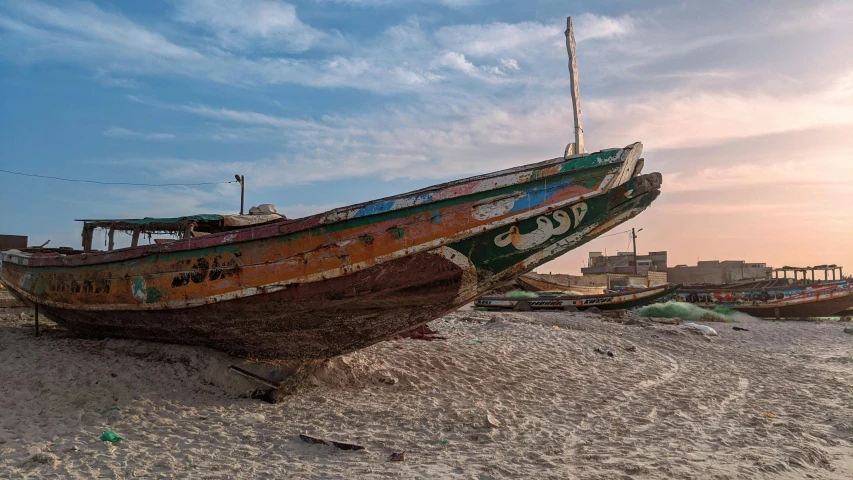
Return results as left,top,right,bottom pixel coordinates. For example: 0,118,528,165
1,144,662,359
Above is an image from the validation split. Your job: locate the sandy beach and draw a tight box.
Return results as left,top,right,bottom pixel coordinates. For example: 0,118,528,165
2,306,852,479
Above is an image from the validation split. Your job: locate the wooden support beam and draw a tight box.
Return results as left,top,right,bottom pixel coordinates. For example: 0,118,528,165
107,226,115,252
131,228,140,248
82,225,94,253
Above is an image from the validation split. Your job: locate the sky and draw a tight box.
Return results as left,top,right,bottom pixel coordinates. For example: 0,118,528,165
1,0,851,274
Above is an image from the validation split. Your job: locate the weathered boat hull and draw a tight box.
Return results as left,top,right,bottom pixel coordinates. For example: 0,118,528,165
677,282,853,319
1,144,662,359
475,283,679,311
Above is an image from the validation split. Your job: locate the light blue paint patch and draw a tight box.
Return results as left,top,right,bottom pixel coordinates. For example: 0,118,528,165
430,211,442,224
506,179,574,215
410,193,434,206
21,273,34,291
353,200,396,218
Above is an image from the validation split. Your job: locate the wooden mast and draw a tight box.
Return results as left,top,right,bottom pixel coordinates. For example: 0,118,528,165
564,16,585,158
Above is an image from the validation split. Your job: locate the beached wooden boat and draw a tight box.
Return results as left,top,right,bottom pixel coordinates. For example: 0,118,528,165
677,281,853,318
516,273,606,295
1,148,661,359
0,17,663,359
476,283,679,311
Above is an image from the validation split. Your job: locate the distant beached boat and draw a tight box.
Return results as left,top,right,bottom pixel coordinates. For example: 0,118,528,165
0,16,664,359
677,281,853,318
475,283,680,311
515,273,606,295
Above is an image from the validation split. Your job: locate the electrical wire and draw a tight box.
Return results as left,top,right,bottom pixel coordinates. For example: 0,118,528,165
0,169,238,187
596,229,631,239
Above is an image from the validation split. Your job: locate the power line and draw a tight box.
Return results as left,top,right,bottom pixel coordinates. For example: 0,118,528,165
0,169,238,187
596,229,631,239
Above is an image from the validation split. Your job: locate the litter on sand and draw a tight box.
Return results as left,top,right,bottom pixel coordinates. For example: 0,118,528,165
682,323,718,336
100,430,124,443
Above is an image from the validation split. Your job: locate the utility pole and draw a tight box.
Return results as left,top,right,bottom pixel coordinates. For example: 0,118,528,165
235,174,245,215
632,228,643,275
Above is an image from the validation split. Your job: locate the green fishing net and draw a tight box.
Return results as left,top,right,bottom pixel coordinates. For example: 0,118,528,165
637,302,739,323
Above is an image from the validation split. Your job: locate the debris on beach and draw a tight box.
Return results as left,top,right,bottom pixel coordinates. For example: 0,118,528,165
682,323,718,336
100,430,124,443
388,451,406,462
298,434,365,451
484,414,501,429
394,325,446,341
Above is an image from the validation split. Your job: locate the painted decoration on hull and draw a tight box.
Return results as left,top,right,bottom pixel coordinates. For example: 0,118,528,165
449,176,659,285
493,203,588,251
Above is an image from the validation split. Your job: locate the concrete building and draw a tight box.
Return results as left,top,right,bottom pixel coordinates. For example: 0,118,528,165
667,260,771,285
579,250,668,288
583,251,668,274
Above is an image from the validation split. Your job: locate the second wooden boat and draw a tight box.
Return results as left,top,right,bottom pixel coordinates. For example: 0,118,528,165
677,282,853,318
476,283,680,311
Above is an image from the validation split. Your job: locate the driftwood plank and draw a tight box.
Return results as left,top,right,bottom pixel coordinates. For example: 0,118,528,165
228,365,281,389
299,434,365,451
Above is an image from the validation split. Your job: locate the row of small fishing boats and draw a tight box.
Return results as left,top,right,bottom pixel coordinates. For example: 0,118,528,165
475,276,853,318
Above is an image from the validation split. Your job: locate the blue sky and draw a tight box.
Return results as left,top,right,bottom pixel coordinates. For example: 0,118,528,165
1,0,852,272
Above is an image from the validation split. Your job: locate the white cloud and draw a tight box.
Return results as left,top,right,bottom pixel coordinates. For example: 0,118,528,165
435,22,558,58
103,127,176,140
572,13,636,42
174,0,330,52
586,90,853,150
178,105,324,130
5,1,200,60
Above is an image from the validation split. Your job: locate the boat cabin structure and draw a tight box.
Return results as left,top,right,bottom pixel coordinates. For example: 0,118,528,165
76,207,285,253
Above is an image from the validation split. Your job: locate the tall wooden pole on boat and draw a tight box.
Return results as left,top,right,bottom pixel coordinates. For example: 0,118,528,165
565,16,585,156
